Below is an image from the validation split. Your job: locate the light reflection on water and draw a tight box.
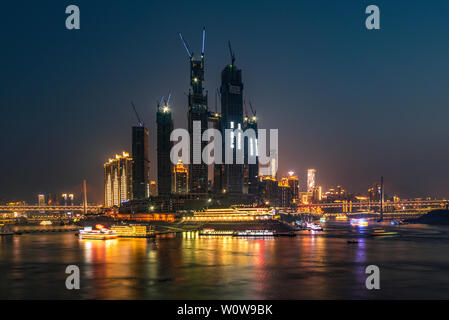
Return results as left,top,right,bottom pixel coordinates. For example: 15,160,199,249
1,223,449,299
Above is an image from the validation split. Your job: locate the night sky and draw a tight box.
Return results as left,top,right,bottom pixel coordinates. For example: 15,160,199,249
1,0,448,204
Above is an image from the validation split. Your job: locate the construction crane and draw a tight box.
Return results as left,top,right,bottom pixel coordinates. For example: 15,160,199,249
243,100,248,118
131,101,143,127
249,101,257,119
166,92,172,106
201,28,206,58
179,27,206,60
228,41,236,66
179,32,193,59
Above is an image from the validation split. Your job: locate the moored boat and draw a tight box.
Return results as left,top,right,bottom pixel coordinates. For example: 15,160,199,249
79,226,118,240
0,224,14,236
199,228,234,236
306,222,323,231
234,229,276,237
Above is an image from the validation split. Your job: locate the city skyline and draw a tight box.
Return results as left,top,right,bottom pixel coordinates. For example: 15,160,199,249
2,0,449,203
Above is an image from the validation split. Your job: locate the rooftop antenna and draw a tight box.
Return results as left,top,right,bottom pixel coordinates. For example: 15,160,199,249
228,41,236,66
131,101,143,127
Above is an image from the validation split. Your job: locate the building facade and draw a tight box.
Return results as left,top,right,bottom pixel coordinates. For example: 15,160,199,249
132,126,150,200
173,160,188,194
157,101,174,195
104,152,133,207
220,62,244,194
307,169,316,192
244,115,259,195
187,50,209,194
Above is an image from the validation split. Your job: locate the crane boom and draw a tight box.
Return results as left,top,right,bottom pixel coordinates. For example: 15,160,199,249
228,41,235,66
249,101,256,117
131,101,143,127
166,92,172,106
201,28,206,57
179,33,193,58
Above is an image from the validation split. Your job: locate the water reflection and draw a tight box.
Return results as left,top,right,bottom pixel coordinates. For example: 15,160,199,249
2,223,449,299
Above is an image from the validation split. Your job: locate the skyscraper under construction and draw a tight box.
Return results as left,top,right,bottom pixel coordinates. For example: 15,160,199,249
244,106,259,196
179,28,209,194
157,95,174,195
131,103,150,200
220,42,244,194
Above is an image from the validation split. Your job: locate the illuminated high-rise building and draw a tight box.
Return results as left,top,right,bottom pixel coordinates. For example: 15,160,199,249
244,113,259,195
60,193,74,206
278,177,292,207
157,98,174,195
104,152,133,207
220,51,244,195
209,111,224,194
38,194,45,206
307,169,316,192
173,160,189,194
287,171,299,201
132,126,150,199
260,176,278,206
312,186,322,202
179,29,209,194
149,181,157,196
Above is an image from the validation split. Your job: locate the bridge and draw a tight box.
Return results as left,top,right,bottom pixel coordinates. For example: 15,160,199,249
296,200,449,210
0,205,103,213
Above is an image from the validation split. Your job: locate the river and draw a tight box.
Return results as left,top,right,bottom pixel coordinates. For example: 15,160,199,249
1,222,449,299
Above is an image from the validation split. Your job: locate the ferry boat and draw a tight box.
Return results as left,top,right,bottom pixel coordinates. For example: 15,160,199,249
110,224,155,238
350,218,369,227
305,222,323,231
79,226,118,240
0,224,14,236
199,228,234,236
234,229,276,237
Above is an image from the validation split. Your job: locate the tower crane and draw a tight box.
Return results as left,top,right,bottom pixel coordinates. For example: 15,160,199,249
131,101,143,127
179,28,206,61
228,41,236,66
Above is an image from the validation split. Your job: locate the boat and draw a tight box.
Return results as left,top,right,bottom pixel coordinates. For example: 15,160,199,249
40,220,52,226
347,240,359,244
79,226,118,240
350,218,369,227
110,224,155,238
371,228,398,237
336,214,348,221
0,224,14,236
234,229,276,237
306,222,323,231
390,220,404,226
199,228,234,236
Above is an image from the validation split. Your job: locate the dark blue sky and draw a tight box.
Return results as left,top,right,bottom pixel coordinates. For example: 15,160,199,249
1,0,448,203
